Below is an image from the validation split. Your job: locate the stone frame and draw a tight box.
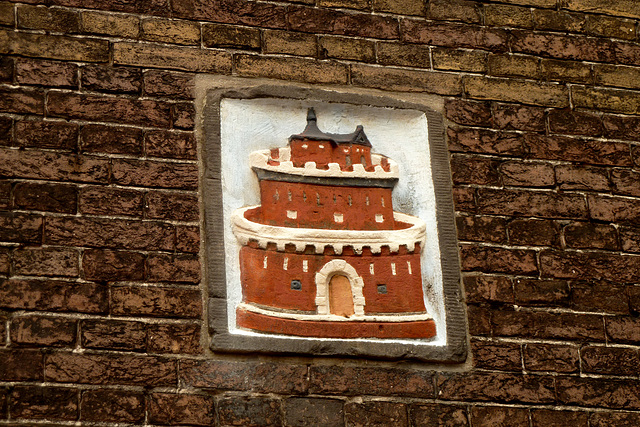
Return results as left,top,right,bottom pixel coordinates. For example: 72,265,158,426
201,76,467,362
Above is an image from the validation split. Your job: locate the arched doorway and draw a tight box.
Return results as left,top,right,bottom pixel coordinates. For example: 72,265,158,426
329,274,354,317
315,259,365,316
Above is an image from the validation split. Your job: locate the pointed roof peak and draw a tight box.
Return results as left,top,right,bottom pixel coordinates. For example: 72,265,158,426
290,108,371,147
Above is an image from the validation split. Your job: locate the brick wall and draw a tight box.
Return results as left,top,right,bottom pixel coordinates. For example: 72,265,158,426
1,0,640,425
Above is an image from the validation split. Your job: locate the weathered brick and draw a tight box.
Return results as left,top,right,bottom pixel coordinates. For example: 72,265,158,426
476,188,588,219
437,372,555,404
315,36,374,63
493,103,546,132
588,194,640,223
464,275,513,304
428,0,480,23
145,130,196,159
410,403,469,426
81,64,141,94
48,92,171,128
606,316,640,343
150,393,215,426
13,247,79,277
46,216,174,250
46,352,177,386
467,305,491,336
611,169,640,197
0,86,43,114
263,29,317,56
594,64,640,91
79,186,144,217
377,41,429,67
561,0,640,20
620,226,640,253
81,319,146,351
572,86,640,114
626,286,640,314
451,154,500,186
16,57,77,87
14,182,77,214
555,164,610,191
488,53,540,79
287,6,399,39
549,109,603,137
0,212,42,244
345,401,408,427
10,315,76,347
147,253,200,283
309,365,435,398
445,99,492,127
557,376,640,409
0,56,12,84
531,409,589,426
464,76,569,107
352,64,461,95
492,310,605,341
11,386,78,421
581,345,639,376
143,70,195,99
111,285,201,318
586,14,636,40
113,41,232,73
0,29,109,62
564,222,619,250
172,102,195,129
572,282,629,314
603,114,640,142
402,20,508,51
147,322,201,354
471,339,521,371
514,278,570,306
284,397,345,427
15,120,78,150
471,406,530,426
202,22,260,50
80,124,142,155
80,390,145,423
460,244,538,275
541,58,592,84
0,279,107,313
448,128,524,156
432,47,487,73
486,4,533,28
83,249,146,281
80,10,139,38
541,249,640,282
373,0,425,15
590,412,640,427
177,225,200,253
171,0,287,28
532,9,586,32
142,17,200,45
218,396,282,427
456,215,507,244
17,4,80,33
0,246,8,274
236,54,348,85
180,359,308,394
524,134,631,166
0,2,14,26
500,161,555,187
319,0,369,10
0,349,43,381
0,149,109,184
453,187,476,212
111,158,198,190
511,30,616,62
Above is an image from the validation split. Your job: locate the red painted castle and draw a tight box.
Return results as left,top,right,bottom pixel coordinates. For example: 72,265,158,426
231,108,436,339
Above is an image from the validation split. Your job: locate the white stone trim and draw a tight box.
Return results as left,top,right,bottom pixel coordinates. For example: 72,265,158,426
314,259,365,316
231,207,426,254
251,148,399,179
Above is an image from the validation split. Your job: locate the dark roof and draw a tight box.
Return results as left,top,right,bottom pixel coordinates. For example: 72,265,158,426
289,108,371,147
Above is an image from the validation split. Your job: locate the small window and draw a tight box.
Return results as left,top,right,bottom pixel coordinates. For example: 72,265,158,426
291,280,302,290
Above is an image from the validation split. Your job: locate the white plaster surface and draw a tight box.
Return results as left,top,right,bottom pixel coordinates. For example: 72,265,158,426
220,98,446,346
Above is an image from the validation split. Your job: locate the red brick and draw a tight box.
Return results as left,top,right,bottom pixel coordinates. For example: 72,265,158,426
0,278,107,313
81,319,146,351
493,103,546,131
80,390,145,423
464,76,569,107
410,403,469,426
589,194,640,224
345,401,408,427
46,352,177,386
83,249,145,282
147,253,200,283
603,114,640,142
111,285,201,318
500,161,555,187
451,154,500,185
437,372,554,404
508,218,560,246
456,215,507,243
14,182,77,214
549,109,603,137
460,244,538,275
13,247,79,277
514,278,570,306
17,4,80,33
523,343,580,373
147,322,201,354
447,128,526,156
492,310,605,341
284,397,345,427
444,99,492,127
544,248,640,282
0,86,44,114
524,134,632,166
111,158,198,190
402,19,507,51
309,365,435,398
79,186,144,217
45,216,174,251
471,406,529,426
177,225,200,253
581,345,640,376
467,305,491,336
145,129,196,159
471,339,521,371
606,316,640,343
511,30,616,62
149,393,215,426
590,412,640,427
81,64,141,94
0,29,109,62
11,386,78,421
180,359,308,394
620,226,640,253
351,64,461,95
564,222,619,250
15,57,78,87
15,120,78,150
464,275,513,304
143,70,195,99
202,22,260,50
572,282,629,314
452,187,476,212
48,92,171,128
170,0,287,28
555,164,610,191
145,190,199,222
172,102,195,129
79,124,142,155
0,212,42,244
0,148,110,184
611,169,640,197
218,396,282,427
287,6,398,39
10,315,76,347
0,349,43,381
476,188,587,219
557,376,640,409
531,409,589,426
